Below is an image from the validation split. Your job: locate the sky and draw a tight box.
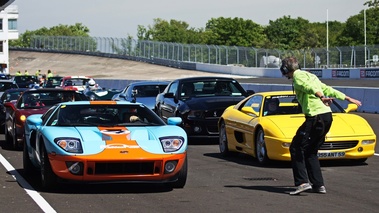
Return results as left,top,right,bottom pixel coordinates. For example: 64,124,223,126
11,0,368,38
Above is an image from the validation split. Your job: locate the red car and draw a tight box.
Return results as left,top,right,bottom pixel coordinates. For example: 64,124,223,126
59,76,91,92
4,88,88,150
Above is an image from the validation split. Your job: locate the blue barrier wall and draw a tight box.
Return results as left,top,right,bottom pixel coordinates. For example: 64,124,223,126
96,79,379,114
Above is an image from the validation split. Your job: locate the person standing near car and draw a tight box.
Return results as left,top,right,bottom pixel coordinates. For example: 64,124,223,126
47,69,54,79
280,57,362,195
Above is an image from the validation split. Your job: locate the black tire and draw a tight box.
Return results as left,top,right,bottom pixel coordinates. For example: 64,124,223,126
170,156,187,188
40,144,58,190
4,123,12,145
23,141,35,175
352,158,368,164
12,122,21,150
255,128,270,165
0,123,4,134
219,121,230,156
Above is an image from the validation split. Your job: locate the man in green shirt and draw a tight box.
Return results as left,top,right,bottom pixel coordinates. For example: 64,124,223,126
280,57,362,195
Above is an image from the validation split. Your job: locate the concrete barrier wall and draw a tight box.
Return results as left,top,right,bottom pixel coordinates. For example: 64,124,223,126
241,83,379,113
195,63,379,79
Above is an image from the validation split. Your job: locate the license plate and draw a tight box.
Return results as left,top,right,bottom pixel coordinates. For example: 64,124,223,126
317,152,345,158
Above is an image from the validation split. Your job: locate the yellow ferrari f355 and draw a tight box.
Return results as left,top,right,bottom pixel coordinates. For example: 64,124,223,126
218,91,376,165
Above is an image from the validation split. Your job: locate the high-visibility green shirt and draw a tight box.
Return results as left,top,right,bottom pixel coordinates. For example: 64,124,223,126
47,73,53,78
292,69,346,116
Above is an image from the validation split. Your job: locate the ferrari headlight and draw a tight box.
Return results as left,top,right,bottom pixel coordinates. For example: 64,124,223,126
160,136,184,152
361,139,375,145
54,138,83,153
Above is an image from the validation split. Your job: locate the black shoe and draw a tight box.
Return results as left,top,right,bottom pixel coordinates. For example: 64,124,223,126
312,186,326,194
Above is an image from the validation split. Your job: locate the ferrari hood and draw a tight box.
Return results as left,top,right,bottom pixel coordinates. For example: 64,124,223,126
266,114,374,139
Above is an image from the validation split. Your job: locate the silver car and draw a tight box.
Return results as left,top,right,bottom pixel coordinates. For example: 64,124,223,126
112,81,169,111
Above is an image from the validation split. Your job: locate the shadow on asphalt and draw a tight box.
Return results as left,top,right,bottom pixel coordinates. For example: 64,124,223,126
204,152,369,169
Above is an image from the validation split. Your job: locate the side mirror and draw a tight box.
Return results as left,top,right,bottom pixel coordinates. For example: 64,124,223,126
163,93,175,98
241,106,259,116
246,90,255,96
345,103,358,113
167,117,182,126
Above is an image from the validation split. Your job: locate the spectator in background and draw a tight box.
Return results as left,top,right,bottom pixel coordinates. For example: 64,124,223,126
24,70,29,76
15,71,22,76
47,70,53,79
39,74,46,86
35,70,40,77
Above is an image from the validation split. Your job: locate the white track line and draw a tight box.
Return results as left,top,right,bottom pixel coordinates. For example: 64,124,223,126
0,154,56,213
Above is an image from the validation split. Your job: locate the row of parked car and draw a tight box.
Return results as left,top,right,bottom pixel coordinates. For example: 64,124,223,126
0,73,376,191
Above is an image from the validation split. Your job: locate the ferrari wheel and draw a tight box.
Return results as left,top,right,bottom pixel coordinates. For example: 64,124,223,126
23,141,34,175
171,156,187,188
219,121,230,156
12,122,20,150
255,128,269,165
4,123,12,145
40,144,57,190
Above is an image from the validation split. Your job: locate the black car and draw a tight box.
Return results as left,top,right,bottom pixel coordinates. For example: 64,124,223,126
155,77,254,139
0,79,19,95
12,76,39,88
43,76,63,88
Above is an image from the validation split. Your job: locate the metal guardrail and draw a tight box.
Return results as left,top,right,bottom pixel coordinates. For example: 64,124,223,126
11,35,379,69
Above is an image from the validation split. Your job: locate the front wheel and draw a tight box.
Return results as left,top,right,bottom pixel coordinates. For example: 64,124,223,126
40,144,58,190
255,128,270,165
4,123,12,146
170,156,187,188
12,122,21,150
219,121,230,156
23,142,35,175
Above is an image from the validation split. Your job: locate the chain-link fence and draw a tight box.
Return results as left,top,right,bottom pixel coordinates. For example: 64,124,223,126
25,36,379,69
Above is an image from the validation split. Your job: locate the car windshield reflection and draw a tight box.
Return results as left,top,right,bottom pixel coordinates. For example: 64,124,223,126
53,104,165,127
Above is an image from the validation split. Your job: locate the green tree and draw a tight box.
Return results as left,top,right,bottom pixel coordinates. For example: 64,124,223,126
10,23,92,47
205,17,267,47
337,7,379,46
265,16,311,50
364,0,379,7
137,18,206,44
309,21,345,48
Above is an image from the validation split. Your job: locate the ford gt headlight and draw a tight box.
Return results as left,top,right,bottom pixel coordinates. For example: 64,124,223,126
160,136,184,152
54,138,83,153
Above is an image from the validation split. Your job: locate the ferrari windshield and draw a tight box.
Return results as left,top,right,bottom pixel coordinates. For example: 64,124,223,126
18,91,87,109
259,94,345,116
242,94,346,117
51,104,166,126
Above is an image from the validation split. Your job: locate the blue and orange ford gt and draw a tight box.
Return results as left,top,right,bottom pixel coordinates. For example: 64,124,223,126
24,101,187,190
